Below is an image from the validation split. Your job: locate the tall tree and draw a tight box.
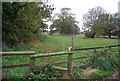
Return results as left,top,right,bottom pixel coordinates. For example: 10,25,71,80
95,13,118,38
111,13,120,37
102,13,117,38
2,2,54,45
83,6,106,38
50,8,80,35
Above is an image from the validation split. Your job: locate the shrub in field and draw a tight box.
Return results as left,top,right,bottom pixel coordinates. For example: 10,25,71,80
96,57,112,70
71,67,84,79
90,70,112,79
2,69,26,80
71,49,118,79
3,65,61,80
85,31,95,38
105,49,119,70
97,48,119,69
89,48,119,70
2,43,32,51
110,55,119,68
25,64,61,80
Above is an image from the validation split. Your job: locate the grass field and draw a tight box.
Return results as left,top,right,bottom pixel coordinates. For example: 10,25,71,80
32,34,118,52
2,34,119,79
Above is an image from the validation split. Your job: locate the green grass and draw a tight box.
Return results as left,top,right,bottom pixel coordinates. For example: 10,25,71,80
90,70,113,79
2,34,119,79
43,34,118,51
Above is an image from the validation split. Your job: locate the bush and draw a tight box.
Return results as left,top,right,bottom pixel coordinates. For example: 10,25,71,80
103,51,119,68
90,70,112,79
85,31,95,38
96,57,112,70
25,64,61,80
72,67,83,79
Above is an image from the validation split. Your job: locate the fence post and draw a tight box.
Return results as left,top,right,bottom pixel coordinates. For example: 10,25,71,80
94,49,97,55
29,57,35,73
93,49,97,64
68,53,73,73
108,47,111,50
72,35,74,49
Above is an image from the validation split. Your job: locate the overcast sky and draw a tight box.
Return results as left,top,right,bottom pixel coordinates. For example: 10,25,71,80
47,0,120,30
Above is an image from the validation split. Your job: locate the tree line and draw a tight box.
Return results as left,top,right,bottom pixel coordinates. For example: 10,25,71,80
2,2,119,48
83,6,120,38
2,2,54,46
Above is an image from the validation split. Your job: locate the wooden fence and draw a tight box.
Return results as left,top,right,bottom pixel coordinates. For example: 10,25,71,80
1,45,120,78
30,52,73,74
29,52,73,79
1,51,35,69
72,45,120,51
1,51,35,56
71,44,120,61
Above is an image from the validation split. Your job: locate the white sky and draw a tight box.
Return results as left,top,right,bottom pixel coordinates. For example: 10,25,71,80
47,0,120,31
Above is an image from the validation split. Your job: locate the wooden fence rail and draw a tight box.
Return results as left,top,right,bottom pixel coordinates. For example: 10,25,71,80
1,51,35,69
35,61,70,67
1,45,120,78
2,45,119,69
72,45,120,51
30,52,72,58
1,51,35,56
29,52,73,74
72,53,104,60
2,64,29,69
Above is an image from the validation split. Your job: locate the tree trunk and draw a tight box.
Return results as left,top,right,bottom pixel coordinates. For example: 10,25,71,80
108,30,112,38
91,32,96,38
108,34,111,38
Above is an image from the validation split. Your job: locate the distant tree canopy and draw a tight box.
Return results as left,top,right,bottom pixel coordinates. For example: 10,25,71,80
2,2,54,46
97,13,118,38
83,6,119,38
49,8,80,35
83,6,106,38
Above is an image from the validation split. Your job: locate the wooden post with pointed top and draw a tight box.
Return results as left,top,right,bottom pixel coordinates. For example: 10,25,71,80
68,53,73,73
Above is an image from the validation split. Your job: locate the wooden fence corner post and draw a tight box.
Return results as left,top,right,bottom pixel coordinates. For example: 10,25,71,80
94,49,97,55
29,56,35,73
68,53,73,74
93,49,97,65
109,47,111,50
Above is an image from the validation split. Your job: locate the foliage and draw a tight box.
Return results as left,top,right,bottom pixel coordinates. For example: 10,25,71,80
97,13,118,38
83,6,119,38
50,8,80,35
83,6,106,38
2,2,54,46
41,22,49,33
25,64,61,80
102,50,119,69
2,35,118,79
90,70,112,79
72,48,118,79
96,57,112,70
112,29,120,36
2,67,28,80
71,67,84,79
85,31,95,38
88,48,119,70
2,42,33,51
